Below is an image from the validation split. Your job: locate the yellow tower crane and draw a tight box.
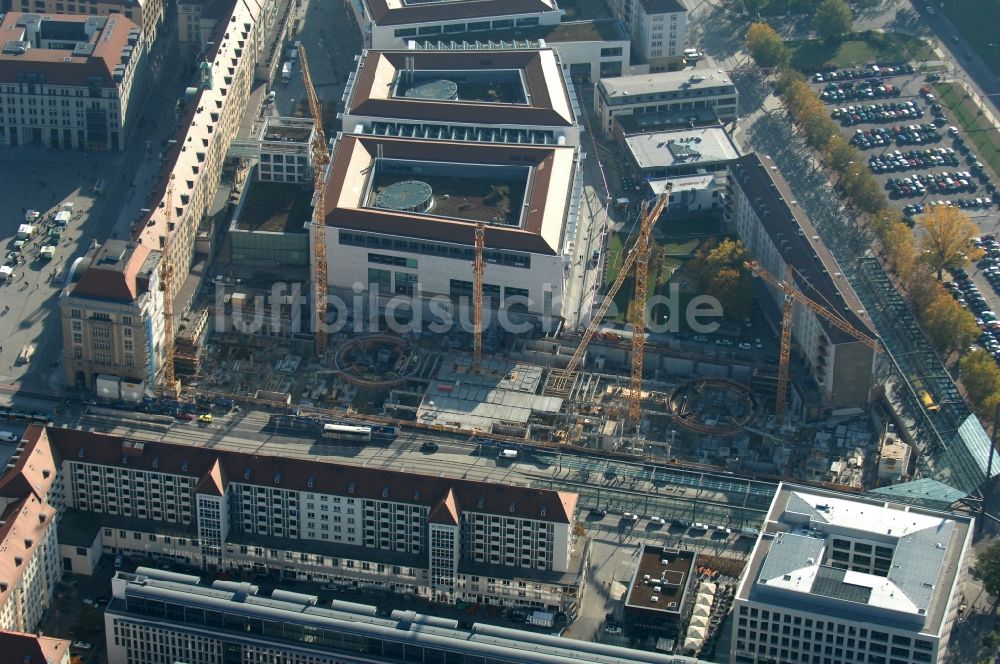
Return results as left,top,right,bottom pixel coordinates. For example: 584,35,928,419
299,45,330,357
158,174,180,395
551,188,671,429
473,223,485,372
744,260,882,424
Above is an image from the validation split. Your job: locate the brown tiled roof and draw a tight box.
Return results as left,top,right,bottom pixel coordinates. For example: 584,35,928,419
0,427,58,502
45,427,577,524
70,240,152,302
324,135,573,254
196,458,227,496
429,488,459,525
0,495,57,609
0,13,139,88
0,630,69,664
347,50,574,128
363,0,557,27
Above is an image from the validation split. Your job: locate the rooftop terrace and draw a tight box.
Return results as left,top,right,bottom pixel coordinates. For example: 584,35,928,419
234,181,311,234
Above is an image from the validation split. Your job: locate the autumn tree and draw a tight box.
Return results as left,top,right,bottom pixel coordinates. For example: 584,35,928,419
823,135,858,173
813,0,853,41
839,161,886,213
688,239,753,320
920,287,980,354
960,349,1000,417
745,23,791,70
919,204,984,280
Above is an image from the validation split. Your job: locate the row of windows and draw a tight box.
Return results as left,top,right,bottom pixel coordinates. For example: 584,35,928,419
341,231,531,269
393,16,539,38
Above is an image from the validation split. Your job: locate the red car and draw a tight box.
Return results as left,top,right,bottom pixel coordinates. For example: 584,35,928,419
175,412,194,421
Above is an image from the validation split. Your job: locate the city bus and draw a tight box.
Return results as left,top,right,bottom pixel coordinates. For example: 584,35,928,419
322,424,372,442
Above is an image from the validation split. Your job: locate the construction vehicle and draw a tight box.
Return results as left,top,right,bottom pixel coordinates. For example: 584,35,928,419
299,45,330,356
550,187,671,429
745,260,882,424
158,174,180,395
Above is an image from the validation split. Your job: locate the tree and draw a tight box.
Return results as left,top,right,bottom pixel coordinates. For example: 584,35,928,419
812,0,852,41
972,539,1000,599
960,349,1000,416
921,287,980,354
882,221,918,278
745,23,791,69
823,135,858,173
687,239,753,320
839,161,886,213
919,204,984,280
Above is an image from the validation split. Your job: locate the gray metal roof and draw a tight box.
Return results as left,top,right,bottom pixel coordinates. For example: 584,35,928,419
112,572,713,664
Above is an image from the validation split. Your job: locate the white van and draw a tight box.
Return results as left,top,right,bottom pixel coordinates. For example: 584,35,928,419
499,449,518,459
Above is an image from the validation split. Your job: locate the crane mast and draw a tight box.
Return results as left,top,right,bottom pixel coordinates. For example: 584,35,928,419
553,188,670,409
158,174,179,394
473,223,485,372
628,197,656,427
299,45,330,356
745,260,881,425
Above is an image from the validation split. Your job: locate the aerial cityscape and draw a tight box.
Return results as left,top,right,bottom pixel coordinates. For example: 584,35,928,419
0,0,996,662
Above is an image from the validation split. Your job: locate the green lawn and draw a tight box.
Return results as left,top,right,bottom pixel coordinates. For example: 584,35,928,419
934,82,1000,182
786,31,934,71
941,0,1000,77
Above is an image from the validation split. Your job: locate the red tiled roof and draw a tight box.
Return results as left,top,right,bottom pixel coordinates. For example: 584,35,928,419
0,630,69,664
0,13,139,88
70,241,151,302
0,427,58,502
45,427,578,524
195,458,227,496
429,488,459,525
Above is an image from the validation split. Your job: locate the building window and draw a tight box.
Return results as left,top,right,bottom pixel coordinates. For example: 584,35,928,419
601,47,623,57
71,308,82,319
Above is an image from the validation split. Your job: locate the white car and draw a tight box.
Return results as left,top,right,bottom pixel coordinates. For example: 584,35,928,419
0,431,18,442
649,516,666,526
71,641,93,651
623,512,640,522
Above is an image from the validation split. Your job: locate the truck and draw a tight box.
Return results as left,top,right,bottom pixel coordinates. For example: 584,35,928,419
281,62,292,83
527,611,555,628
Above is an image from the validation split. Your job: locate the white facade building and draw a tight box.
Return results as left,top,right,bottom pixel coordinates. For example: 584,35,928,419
726,153,876,413
595,68,737,136
322,134,579,330
349,0,562,49
606,0,687,71
0,13,146,151
732,484,972,664
43,426,586,611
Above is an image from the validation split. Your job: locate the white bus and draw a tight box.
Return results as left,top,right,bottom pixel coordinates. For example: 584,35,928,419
322,424,372,442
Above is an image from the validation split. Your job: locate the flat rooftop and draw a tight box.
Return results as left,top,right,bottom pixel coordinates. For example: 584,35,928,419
625,127,740,170
731,153,875,344
234,181,311,234
362,0,558,27
625,545,696,613
417,355,562,431
738,484,972,635
324,135,575,254
261,116,314,143
346,49,575,129
598,69,734,100
111,569,712,664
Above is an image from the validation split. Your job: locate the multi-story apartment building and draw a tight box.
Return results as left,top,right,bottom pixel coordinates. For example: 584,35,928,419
106,568,713,664
0,12,146,150
594,68,737,136
0,630,70,664
349,0,562,49
9,0,165,46
732,484,973,664
37,426,587,611
342,48,580,147
726,153,877,414
323,135,579,329
0,428,63,635
605,0,687,71
59,0,278,389
59,240,163,391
